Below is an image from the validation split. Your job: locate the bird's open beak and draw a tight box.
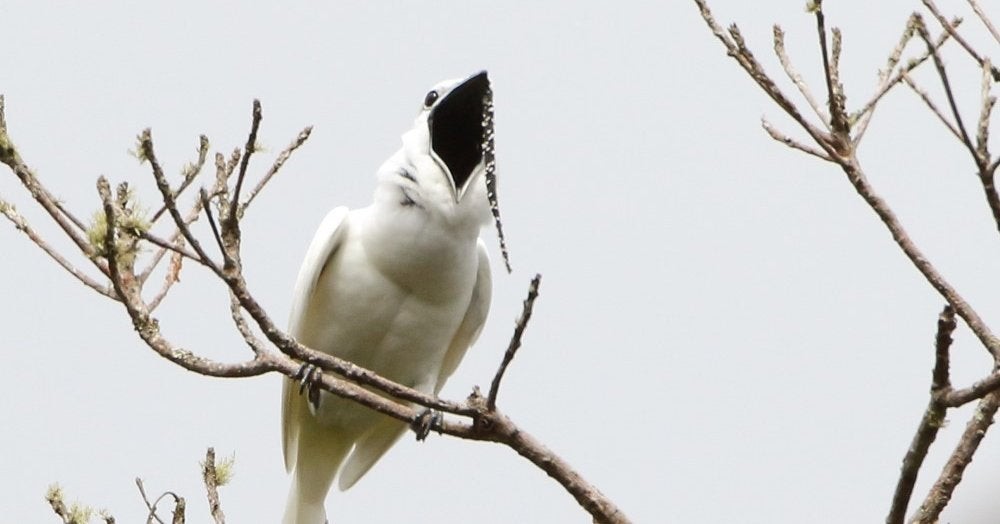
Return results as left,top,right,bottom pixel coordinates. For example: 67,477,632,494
429,71,490,203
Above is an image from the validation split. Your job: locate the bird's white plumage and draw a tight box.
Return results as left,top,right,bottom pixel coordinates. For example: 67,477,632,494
281,73,494,524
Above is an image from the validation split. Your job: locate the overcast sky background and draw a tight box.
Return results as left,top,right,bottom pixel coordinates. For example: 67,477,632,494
4,1,1000,522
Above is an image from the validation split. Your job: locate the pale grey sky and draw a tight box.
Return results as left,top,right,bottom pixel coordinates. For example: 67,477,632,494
3,1,1000,522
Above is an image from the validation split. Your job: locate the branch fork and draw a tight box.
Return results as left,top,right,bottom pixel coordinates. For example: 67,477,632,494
694,1,1000,522
0,95,629,523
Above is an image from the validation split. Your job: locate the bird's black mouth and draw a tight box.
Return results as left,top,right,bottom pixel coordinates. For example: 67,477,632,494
429,71,490,197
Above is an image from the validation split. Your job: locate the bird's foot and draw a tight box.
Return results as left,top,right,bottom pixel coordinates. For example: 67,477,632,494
294,363,323,414
411,408,443,441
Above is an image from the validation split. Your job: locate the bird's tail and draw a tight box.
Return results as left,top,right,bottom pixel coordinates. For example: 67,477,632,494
282,417,353,524
282,476,328,524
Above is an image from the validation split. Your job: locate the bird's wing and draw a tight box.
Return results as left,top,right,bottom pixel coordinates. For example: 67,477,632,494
435,239,493,393
282,206,351,472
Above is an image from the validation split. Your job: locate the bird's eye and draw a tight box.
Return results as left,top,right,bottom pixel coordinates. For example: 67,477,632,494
423,90,439,108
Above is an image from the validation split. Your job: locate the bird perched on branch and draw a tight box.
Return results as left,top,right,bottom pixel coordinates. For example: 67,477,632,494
281,71,496,524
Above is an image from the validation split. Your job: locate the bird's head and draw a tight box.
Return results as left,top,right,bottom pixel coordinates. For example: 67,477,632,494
386,71,490,210
423,71,490,204
373,70,511,269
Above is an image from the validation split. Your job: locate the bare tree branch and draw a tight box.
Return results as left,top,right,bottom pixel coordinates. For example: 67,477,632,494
976,59,995,162
137,197,203,286
228,99,261,226
940,371,1000,406
967,0,1000,46
923,0,1000,80
52,200,88,233
693,0,844,161
901,72,965,142
239,126,312,213
134,478,167,524
1,92,630,524
914,15,979,162
812,1,849,135
696,0,1000,360
761,118,834,161
695,3,1000,521
201,448,226,524
887,306,956,524
488,274,541,410
0,198,115,298
149,135,210,224
141,129,224,278
200,187,226,258
146,249,182,313
140,230,203,265
853,17,958,144
911,392,1000,523
0,96,109,278
773,25,830,129
228,294,270,357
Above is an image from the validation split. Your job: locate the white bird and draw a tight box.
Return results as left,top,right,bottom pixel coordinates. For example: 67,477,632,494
281,71,494,524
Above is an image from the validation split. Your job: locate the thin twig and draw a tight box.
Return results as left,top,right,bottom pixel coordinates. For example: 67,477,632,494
239,126,312,213
853,18,958,144
914,15,1000,239
137,197,203,285
140,231,203,265
200,188,226,257
911,392,1000,523
889,402,948,524
229,100,261,225
940,370,1000,406
914,16,978,160
53,200,88,232
841,156,1000,358
761,118,834,161
45,486,74,524
831,26,847,127
773,25,830,128
932,306,956,391
146,249,182,313
141,129,223,278
0,198,115,298
886,306,955,524
134,479,166,524
923,0,1000,81
150,135,210,224
853,14,918,142
229,293,269,356
974,58,1000,237
0,96,109,277
201,447,226,524
976,59,995,162
901,72,965,142
144,490,185,524
967,0,1000,46
813,1,849,135
693,0,842,159
487,274,541,410
696,0,1000,359
97,176,134,317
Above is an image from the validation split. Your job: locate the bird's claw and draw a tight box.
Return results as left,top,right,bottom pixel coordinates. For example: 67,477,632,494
411,408,442,441
294,363,323,413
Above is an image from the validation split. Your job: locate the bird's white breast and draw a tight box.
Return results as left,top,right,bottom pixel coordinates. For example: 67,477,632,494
292,205,480,432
